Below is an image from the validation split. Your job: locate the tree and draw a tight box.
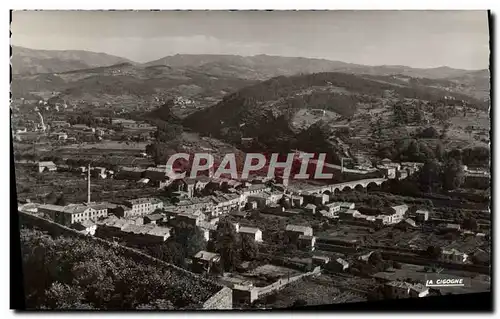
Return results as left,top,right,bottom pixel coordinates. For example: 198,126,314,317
418,127,439,139
214,220,241,271
45,191,59,205
462,216,479,231
241,236,258,261
442,158,464,190
172,222,207,258
425,245,442,260
419,159,441,193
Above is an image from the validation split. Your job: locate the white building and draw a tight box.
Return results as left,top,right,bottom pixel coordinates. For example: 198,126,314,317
441,249,468,263
238,226,263,242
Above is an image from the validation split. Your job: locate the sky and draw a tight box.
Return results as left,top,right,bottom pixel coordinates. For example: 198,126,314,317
10,10,490,69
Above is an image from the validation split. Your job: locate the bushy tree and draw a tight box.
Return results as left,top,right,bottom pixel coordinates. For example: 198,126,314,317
442,158,465,190
214,220,241,271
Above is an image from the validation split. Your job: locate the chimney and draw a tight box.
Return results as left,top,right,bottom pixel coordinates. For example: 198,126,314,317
87,164,91,204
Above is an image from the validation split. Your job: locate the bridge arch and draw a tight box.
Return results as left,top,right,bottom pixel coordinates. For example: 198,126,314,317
354,184,365,192
366,181,381,191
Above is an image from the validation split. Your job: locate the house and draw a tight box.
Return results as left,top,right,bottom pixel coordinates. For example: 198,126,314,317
120,224,171,244
443,223,461,232
286,224,313,243
144,213,165,225
123,197,164,216
290,195,304,207
330,258,349,272
411,209,429,222
385,281,429,299
192,251,221,274
37,161,57,173
144,167,167,181
238,226,263,242
18,202,39,214
339,209,359,220
358,251,375,263
198,221,218,241
312,255,330,266
319,209,336,218
246,191,282,209
51,120,71,128
90,167,107,179
51,132,68,140
304,203,317,215
172,212,204,227
38,204,100,226
246,201,258,210
70,220,97,236
117,167,145,180
286,224,313,237
334,202,355,210
378,204,408,225
389,204,409,216
108,204,134,218
403,218,417,228
325,202,342,214
313,193,329,206
298,235,316,251
441,249,468,263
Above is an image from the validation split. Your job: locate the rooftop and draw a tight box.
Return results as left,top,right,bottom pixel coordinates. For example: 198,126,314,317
238,226,261,234
286,224,313,233
194,250,221,261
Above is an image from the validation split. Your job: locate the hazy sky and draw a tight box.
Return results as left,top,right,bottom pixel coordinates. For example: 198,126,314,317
11,10,490,69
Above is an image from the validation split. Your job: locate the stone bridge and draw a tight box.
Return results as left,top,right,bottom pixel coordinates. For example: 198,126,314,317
302,178,387,195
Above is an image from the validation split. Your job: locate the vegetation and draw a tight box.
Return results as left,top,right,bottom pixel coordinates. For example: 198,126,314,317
20,228,218,309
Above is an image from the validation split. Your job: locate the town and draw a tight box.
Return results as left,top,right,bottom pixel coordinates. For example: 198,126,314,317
16,125,491,308
11,10,491,311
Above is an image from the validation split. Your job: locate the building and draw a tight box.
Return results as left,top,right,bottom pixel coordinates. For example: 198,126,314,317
172,212,204,227
334,202,355,210
37,161,57,173
441,249,468,263
290,195,304,207
410,209,429,222
331,258,350,272
298,235,316,251
325,202,342,214
385,281,429,299
120,224,171,244
304,203,317,215
144,167,167,181
123,197,164,216
192,251,221,274
238,226,263,242
286,224,313,242
51,132,68,140
70,220,97,236
38,203,107,226
144,213,165,225
443,223,461,232
247,191,282,209
51,120,71,128
117,167,145,180
312,255,330,266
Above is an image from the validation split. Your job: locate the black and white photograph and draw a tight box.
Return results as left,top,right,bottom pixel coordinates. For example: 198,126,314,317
10,9,491,310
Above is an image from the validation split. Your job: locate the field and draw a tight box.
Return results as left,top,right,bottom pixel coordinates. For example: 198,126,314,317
14,165,162,203
255,275,367,308
59,140,149,150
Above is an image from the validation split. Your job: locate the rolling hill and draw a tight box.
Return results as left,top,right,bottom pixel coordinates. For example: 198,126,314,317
11,46,134,75
183,72,489,163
